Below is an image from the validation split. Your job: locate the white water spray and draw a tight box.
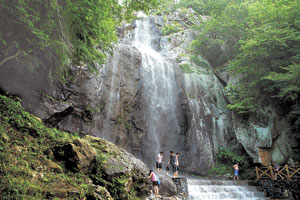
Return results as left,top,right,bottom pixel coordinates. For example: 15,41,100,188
133,18,183,166
188,179,266,200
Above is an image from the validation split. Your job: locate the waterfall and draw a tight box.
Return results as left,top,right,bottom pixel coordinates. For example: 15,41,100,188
188,179,266,200
133,18,184,166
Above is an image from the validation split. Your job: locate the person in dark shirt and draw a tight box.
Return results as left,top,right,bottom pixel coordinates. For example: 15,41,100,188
168,151,176,177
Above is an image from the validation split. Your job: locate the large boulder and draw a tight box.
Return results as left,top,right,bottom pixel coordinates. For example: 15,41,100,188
54,138,97,173
232,107,295,165
85,136,178,197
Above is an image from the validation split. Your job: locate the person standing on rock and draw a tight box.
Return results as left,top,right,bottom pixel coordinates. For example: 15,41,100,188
168,151,176,177
175,152,180,177
156,152,164,173
148,169,159,198
273,161,282,180
233,163,239,181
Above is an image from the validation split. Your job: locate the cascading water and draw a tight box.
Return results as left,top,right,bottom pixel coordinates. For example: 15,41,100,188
132,17,184,166
188,179,266,200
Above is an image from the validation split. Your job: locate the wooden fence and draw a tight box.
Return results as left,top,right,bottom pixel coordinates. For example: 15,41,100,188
255,165,300,180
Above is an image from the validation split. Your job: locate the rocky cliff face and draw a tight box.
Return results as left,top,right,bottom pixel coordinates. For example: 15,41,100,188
0,8,297,175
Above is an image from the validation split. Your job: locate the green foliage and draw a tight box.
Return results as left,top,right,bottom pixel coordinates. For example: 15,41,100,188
90,154,134,200
64,0,119,72
208,164,231,175
209,147,255,179
108,175,130,200
0,95,89,199
0,95,146,199
217,146,247,165
64,0,162,72
190,54,211,68
264,65,300,127
0,0,69,81
90,154,107,185
190,1,248,68
162,23,182,36
177,0,234,16
226,0,300,130
177,0,300,131
180,64,194,73
0,0,162,80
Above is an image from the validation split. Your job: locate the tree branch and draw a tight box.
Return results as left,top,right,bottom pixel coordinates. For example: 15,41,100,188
0,51,22,67
291,25,300,32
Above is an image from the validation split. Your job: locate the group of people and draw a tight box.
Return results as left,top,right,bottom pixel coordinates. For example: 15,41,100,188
148,153,242,198
148,151,180,198
156,151,180,177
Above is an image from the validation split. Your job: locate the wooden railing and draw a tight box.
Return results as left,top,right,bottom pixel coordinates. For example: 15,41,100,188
255,165,300,180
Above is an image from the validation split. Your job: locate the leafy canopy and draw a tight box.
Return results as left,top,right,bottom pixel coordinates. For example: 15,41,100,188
178,0,300,130
0,0,162,78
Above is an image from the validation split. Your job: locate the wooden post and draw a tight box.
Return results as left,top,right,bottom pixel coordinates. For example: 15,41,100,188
256,167,259,180
270,165,274,180
286,164,291,180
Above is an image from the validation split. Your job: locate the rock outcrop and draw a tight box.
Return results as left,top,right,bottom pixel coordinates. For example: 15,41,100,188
232,106,295,165
0,94,184,199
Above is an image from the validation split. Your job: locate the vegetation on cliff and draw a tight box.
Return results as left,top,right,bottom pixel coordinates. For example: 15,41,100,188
208,147,255,180
174,0,300,132
0,0,161,79
0,95,149,199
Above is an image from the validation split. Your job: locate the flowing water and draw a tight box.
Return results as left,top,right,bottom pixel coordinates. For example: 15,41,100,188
188,179,266,200
132,17,184,166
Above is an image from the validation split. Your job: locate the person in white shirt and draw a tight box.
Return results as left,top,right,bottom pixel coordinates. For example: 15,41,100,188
175,152,180,177
156,152,164,173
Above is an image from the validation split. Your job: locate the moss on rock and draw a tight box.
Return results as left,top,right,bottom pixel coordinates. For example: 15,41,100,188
0,95,149,199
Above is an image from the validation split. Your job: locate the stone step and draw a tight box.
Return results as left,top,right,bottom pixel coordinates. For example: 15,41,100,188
188,185,259,192
189,198,266,200
189,191,266,199
188,180,252,186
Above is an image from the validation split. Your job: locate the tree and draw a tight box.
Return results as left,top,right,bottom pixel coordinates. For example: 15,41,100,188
0,0,61,69
228,0,300,115
190,0,248,68
0,0,162,79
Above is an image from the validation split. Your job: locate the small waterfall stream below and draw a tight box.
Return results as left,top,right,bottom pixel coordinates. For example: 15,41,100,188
188,179,266,200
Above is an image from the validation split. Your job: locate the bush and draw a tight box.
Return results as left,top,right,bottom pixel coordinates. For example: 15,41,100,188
180,64,194,73
162,23,181,36
217,146,247,165
209,147,255,180
208,164,231,175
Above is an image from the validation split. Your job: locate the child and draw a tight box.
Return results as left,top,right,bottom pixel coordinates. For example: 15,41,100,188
273,161,283,180
166,164,170,175
148,170,159,198
233,163,239,181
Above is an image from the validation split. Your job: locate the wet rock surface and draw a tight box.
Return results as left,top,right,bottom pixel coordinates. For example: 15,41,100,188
257,180,300,200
